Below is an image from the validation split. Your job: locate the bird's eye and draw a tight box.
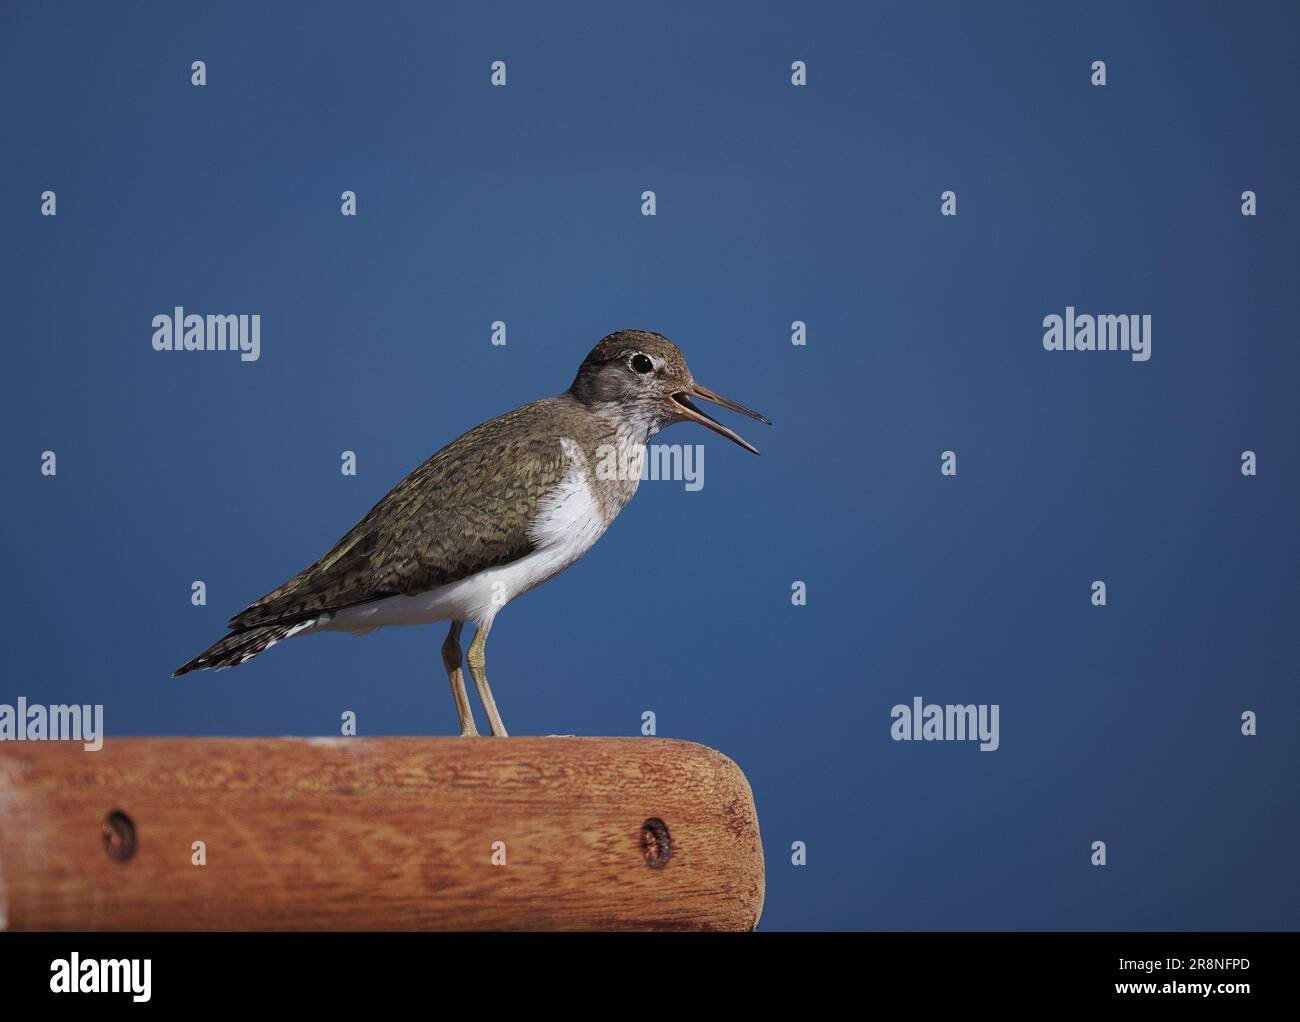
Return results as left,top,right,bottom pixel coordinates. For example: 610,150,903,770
630,353,654,374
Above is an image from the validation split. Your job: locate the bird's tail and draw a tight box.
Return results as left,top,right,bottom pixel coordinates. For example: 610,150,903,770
173,622,296,676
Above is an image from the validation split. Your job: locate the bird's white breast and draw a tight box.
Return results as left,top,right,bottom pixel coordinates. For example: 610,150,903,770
316,438,609,634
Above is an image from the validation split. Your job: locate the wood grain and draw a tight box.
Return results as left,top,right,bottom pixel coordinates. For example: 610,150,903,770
0,737,764,931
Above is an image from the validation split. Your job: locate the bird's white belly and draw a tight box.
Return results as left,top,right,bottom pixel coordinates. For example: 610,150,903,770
312,439,610,634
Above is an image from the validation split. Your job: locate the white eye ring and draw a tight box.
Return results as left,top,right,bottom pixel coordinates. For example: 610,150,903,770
630,353,654,374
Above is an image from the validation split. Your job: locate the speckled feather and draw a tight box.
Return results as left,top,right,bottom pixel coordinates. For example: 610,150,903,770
230,398,590,631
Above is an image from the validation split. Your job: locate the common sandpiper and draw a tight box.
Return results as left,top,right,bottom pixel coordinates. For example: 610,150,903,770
175,330,770,735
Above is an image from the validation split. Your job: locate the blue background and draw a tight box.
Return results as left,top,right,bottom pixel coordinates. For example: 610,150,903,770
2,1,1297,931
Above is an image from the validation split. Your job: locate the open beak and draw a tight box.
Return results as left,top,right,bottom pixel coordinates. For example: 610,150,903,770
670,383,772,455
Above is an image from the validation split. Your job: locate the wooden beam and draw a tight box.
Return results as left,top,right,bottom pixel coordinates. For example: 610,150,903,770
0,737,764,931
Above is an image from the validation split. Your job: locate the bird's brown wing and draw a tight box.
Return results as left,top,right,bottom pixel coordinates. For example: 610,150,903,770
228,401,572,631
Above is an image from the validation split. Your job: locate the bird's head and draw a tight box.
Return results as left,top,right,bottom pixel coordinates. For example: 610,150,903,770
567,330,771,454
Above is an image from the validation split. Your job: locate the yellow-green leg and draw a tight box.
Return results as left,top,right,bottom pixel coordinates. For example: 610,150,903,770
466,621,509,737
441,621,479,737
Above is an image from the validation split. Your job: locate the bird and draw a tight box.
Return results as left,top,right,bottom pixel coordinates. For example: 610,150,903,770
174,330,770,736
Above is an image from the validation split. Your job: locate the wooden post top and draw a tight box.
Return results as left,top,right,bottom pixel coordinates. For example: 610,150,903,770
0,737,765,932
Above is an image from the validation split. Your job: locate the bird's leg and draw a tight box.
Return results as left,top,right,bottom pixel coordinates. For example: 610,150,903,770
466,621,509,737
441,621,479,737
